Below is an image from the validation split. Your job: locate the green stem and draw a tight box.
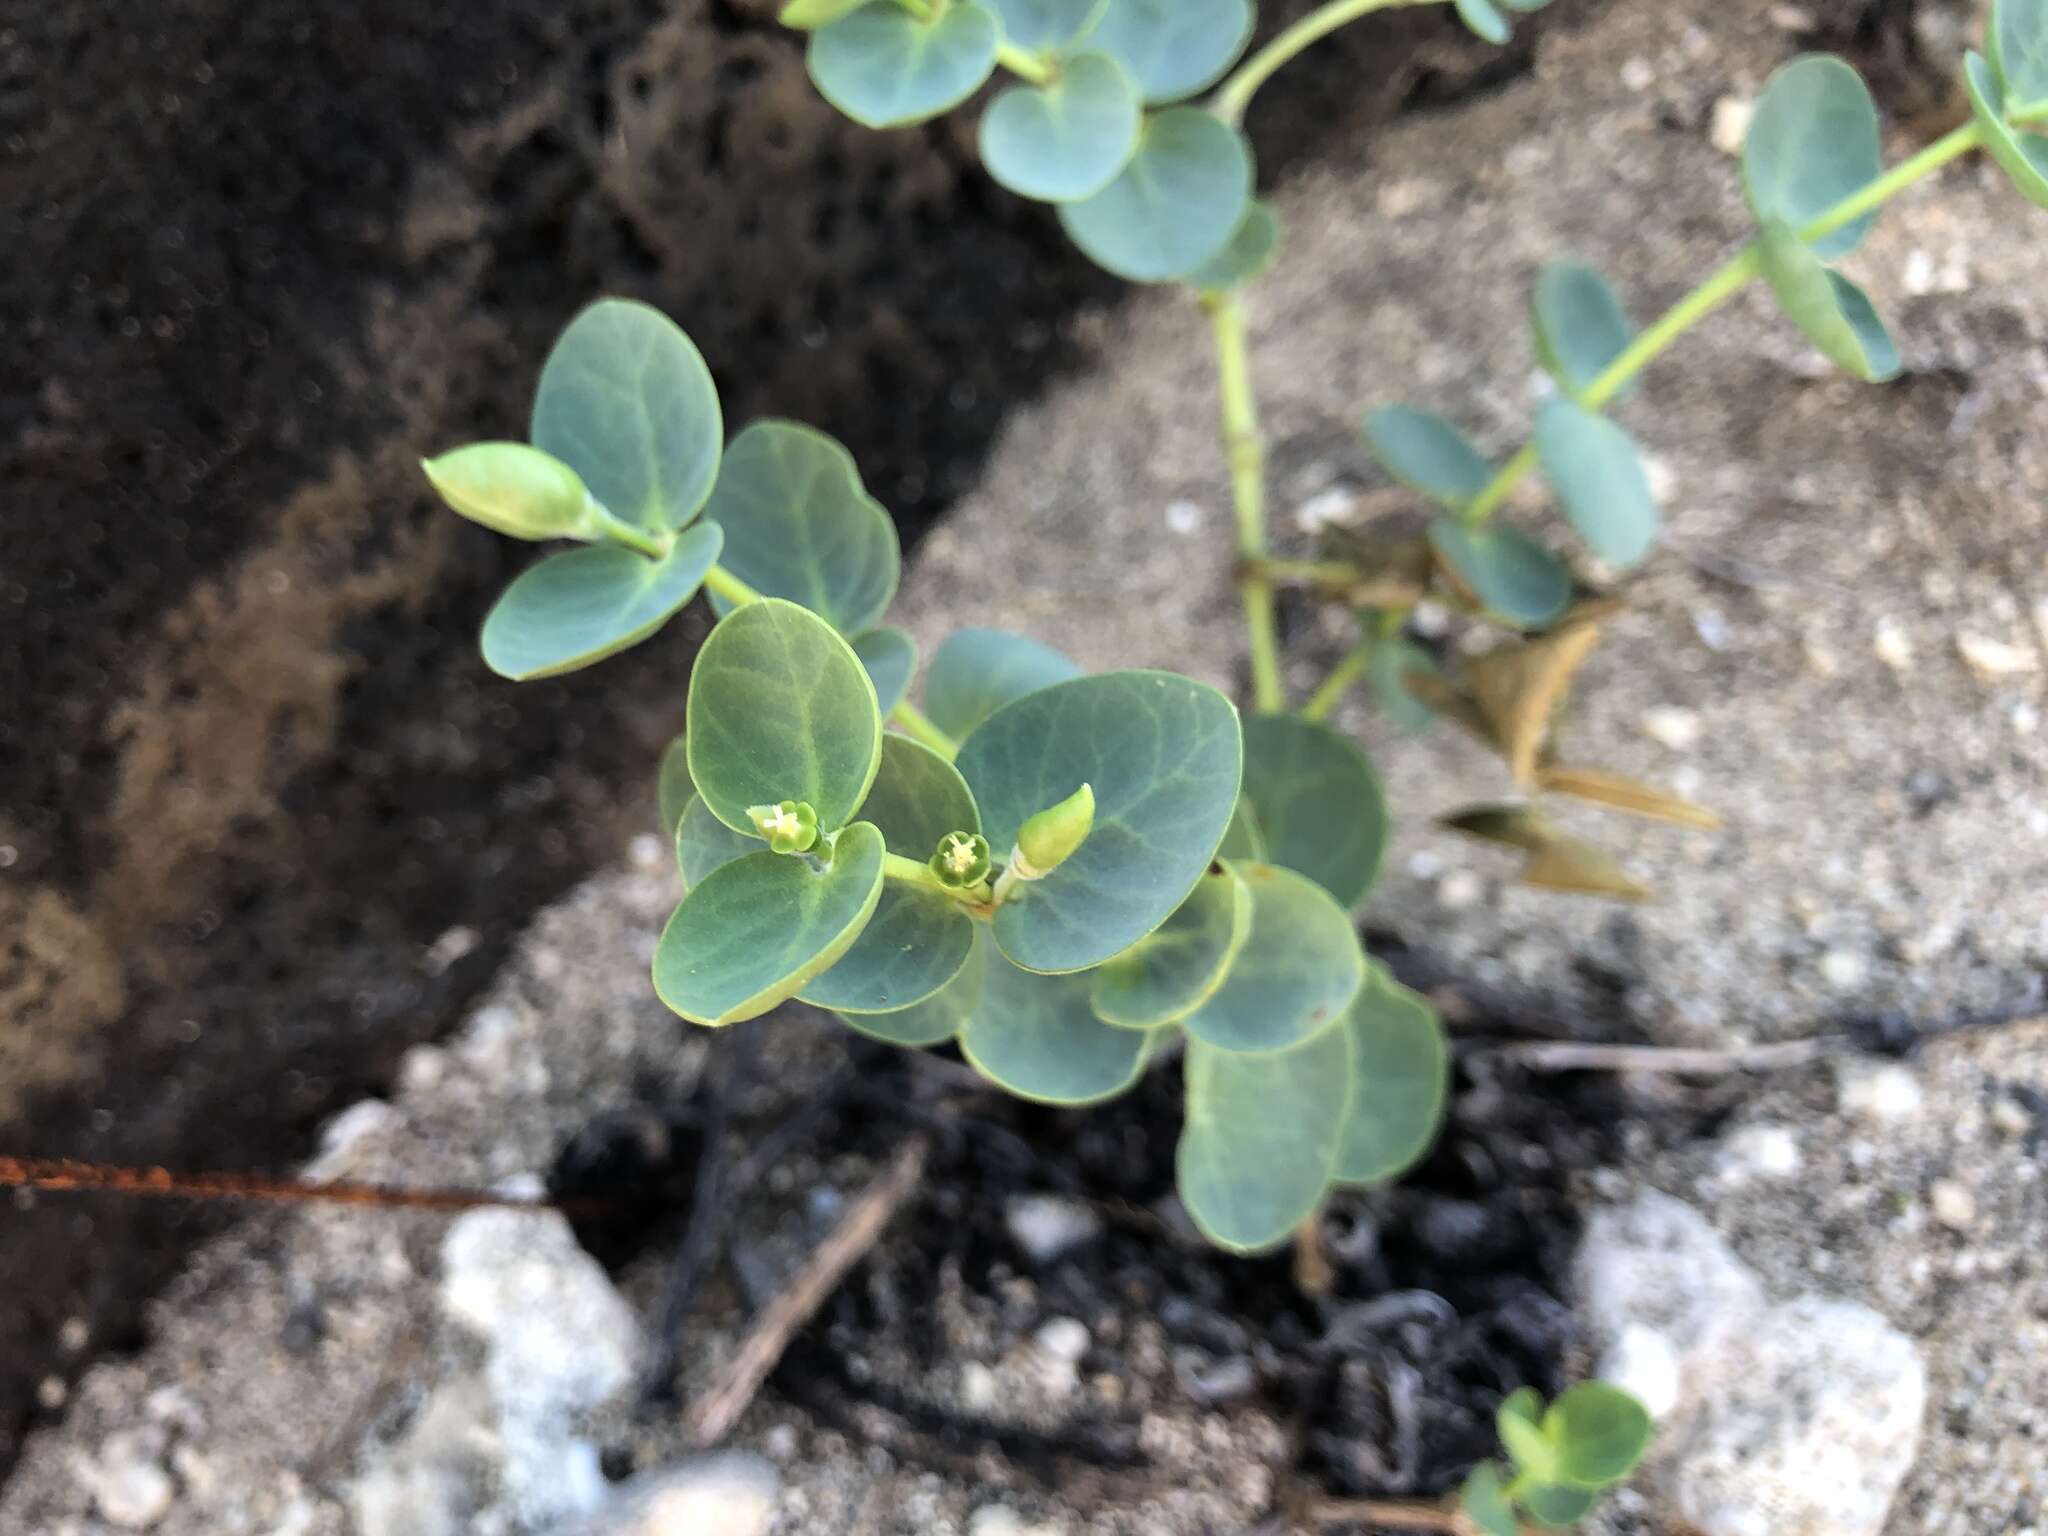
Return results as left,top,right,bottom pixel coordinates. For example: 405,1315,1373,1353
1206,293,1287,714
1212,0,1442,127
585,499,673,560
1254,557,1362,585
889,698,959,758
1300,638,1372,723
701,562,765,607
1461,119,1985,528
881,851,990,906
996,42,1053,85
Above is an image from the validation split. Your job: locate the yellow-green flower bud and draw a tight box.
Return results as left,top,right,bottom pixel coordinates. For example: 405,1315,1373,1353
1014,783,1094,879
421,442,597,542
929,831,993,889
747,799,820,855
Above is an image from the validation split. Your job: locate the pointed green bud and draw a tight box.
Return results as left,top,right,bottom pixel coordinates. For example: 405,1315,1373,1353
746,800,820,855
421,442,598,542
929,831,993,890
1014,783,1094,879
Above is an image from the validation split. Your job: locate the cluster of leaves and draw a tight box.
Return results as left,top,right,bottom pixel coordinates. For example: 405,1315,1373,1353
1460,1383,1653,1533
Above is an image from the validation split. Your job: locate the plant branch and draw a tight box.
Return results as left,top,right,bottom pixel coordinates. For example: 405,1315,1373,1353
1307,1494,1466,1531
1301,638,1373,722
889,697,959,757
701,562,765,608
1206,293,1287,713
1212,0,1444,127
882,851,992,907
586,499,673,559
996,42,1053,85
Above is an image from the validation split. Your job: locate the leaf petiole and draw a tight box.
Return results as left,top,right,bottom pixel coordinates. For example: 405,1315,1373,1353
1205,292,1287,713
1211,0,1446,127
882,851,992,907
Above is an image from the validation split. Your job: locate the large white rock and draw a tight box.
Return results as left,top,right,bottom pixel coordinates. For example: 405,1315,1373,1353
568,1453,781,1536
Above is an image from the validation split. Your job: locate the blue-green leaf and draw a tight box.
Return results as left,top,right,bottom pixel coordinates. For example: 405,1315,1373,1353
1364,405,1493,509
1755,220,1900,383
837,928,987,1048
1428,517,1572,629
1530,259,1635,400
925,628,1082,741
1371,637,1439,733
1080,0,1253,104
985,0,1108,52
1332,973,1448,1184
530,299,723,534
1545,1382,1654,1488
979,52,1141,203
808,2,1002,129
1454,0,1511,44
1216,794,1267,861
1965,52,2048,211
1460,1464,1519,1536
1520,1484,1598,1528
1741,55,1883,259
1090,863,1251,1028
852,732,981,852
799,877,974,1013
703,421,899,635
852,627,917,715
1533,397,1659,568
1185,200,1281,293
678,793,766,889
1239,714,1389,910
659,735,695,839
961,935,1156,1103
1992,0,2048,110
480,523,723,681
1058,108,1253,283
1179,862,1364,1053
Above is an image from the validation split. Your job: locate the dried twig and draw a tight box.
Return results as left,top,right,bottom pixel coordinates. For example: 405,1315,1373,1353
686,1134,929,1446
0,1155,575,1214
1488,1037,1830,1075
1310,1495,1467,1532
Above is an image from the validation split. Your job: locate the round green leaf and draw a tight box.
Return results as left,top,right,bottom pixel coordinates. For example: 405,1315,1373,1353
1531,259,1635,399
925,628,1082,742
1520,1484,1598,1528
808,2,1001,129
1364,405,1493,509
852,627,918,716
686,599,882,837
1755,220,1900,383
957,671,1243,974
1741,55,1883,260
1428,517,1572,629
855,733,981,851
1992,0,2048,110
1179,862,1365,1053
1498,1386,1560,1480
1533,396,1659,568
1454,0,1510,44
480,523,723,681
702,421,899,635
837,926,987,1048
1216,794,1267,861
1332,972,1448,1184
1965,52,2048,211
1371,637,1439,734
979,52,1141,203
1239,715,1389,910
1082,0,1252,103
780,0,869,28
1460,1464,1519,1536
1546,1382,1654,1488
653,823,887,1026
1185,200,1281,293
1090,863,1251,1028
659,735,695,839
961,936,1156,1103
530,298,722,534
678,793,766,889
1177,1023,1354,1252
1057,108,1253,283
799,879,974,1013
985,0,1107,52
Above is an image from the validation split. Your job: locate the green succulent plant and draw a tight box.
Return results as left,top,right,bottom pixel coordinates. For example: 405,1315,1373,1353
421,0,2048,1520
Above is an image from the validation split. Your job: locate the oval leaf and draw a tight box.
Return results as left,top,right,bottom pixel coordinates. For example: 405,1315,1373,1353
1498,1387,1559,1481
480,523,722,681
1179,862,1364,1053
1460,1464,1519,1536
1090,863,1252,1028
1058,108,1253,283
1992,0,2048,109
799,879,975,1013
961,936,1156,1103
985,0,1107,52
1239,714,1389,910
1965,52,2048,211
1185,200,1281,293
1081,0,1253,103
678,793,766,889
1741,55,1883,259
1364,405,1493,509
1531,258,1635,399
703,420,899,635
1533,397,1659,567
1546,1382,1654,1487
1371,637,1440,733
1428,517,1572,629
925,627,1082,741
980,52,1141,203
1521,1484,1598,1527
653,823,887,1026
852,627,918,716
838,928,987,1048
957,671,1243,973
1453,0,1511,44
686,598,882,836
1332,973,1448,1184
658,735,695,839
1755,220,1900,382
808,1,1001,128
530,298,723,534
1177,1023,1354,1252
1216,794,1267,861
854,732,982,853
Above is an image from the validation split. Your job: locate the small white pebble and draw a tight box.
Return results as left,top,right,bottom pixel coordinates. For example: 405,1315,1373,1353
970,1508,1030,1536
1620,56,1656,91
1709,96,1753,155
1874,618,1914,670
1819,948,1868,990
36,1376,66,1411
1957,632,2039,676
627,834,665,870
1769,4,1815,29
1292,486,1356,533
1903,249,1938,297
960,1361,999,1414
1035,1317,1091,1364
1599,1324,1682,1420
1839,1063,1924,1122
1641,706,1702,751
1716,1123,1802,1184
1164,499,1202,536
57,1317,89,1354
1929,1178,1977,1230
1437,869,1485,911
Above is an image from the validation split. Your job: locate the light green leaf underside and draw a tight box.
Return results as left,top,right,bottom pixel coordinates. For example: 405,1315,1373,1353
1741,54,1883,259
686,598,882,837
1965,52,2048,211
1179,861,1364,1053
1058,107,1253,283
837,927,988,1047
1239,714,1389,911
958,671,1243,974
480,523,722,681
808,2,1001,129
979,52,1141,203
1533,396,1660,567
1332,973,1448,1185
855,733,981,852
653,823,887,1026
1081,0,1253,104
1460,1464,1519,1536
924,627,1082,742
1177,1023,1354,1253
703,420,900,635
1090,863,1251,1028
1365,405,1493,509
961,935,1157,1104
985,0,1107,52
1428,517,1572,629
1185,200,1281,293
678,793,767,889
1530,258,1635,399
852,627,918,715
1755,220,1900,382
530,298,723,534
798,879,975,1013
